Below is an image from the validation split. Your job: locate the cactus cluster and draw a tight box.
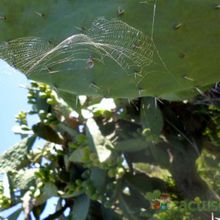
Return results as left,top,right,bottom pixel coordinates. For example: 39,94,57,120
1,1,220,220
1,81,220,219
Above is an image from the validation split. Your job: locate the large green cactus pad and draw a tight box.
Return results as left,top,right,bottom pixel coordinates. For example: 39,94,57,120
0,0,220,99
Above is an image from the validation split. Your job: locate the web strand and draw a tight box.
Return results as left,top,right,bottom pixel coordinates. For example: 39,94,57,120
0,18,154,77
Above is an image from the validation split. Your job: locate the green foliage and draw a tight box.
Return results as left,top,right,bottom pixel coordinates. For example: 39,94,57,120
0,81,219,219
0,136,36,172
197,150,220,195
32,122,64,144
141,97,163,136
204,105,220,147
71,195,90,220
86,118,112,162
1,1,220,219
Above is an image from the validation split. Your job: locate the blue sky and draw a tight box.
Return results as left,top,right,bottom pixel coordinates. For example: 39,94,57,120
0,60,59,219
0,59,30,153
0,60,29,219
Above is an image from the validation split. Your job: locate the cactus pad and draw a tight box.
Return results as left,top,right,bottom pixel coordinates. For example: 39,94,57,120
0,0,220,99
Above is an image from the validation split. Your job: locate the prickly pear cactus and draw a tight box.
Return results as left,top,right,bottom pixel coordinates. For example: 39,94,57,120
0,0,220,99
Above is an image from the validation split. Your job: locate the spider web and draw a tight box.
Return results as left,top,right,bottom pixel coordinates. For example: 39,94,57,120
0,37,52,73
87,18,154,69
0,18,154,76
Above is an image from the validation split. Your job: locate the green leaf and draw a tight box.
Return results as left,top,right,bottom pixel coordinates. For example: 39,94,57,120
32,122,64,144
141,97,163,137
114,138,152,152
13,168,37,190
71,195,90,220
124,173,154,194
0,136,36,172
119,178,152,220
58,122,78,138
101,206,122,220
90,168,107,193
69,147,90,163
123,173,166,195
119,194,141,220
149,143,171,168
58,90,78,110
86,118,111,163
